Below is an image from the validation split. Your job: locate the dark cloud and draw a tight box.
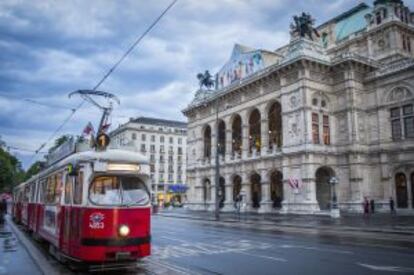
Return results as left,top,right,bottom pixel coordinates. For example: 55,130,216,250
2,0,404,168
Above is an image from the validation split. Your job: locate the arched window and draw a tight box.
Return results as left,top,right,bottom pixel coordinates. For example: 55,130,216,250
268,102,282,149
203,126,212,159
218,120,226,156
232,115,242,155
249,109,261,152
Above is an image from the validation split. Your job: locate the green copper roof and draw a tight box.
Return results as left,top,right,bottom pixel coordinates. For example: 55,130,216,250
334,5,372,41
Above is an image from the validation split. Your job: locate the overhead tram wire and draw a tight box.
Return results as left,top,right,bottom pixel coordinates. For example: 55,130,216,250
29,0,179,162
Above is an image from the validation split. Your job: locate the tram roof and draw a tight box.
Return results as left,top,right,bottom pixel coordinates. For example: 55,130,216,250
19,149,148,187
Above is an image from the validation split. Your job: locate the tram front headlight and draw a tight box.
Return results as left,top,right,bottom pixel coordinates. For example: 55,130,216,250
119,225,130,237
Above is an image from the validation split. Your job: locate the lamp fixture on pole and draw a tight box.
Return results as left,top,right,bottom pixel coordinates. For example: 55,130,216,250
329,176,340,218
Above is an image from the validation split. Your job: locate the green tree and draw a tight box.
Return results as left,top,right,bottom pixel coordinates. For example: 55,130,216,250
48,134,71,154
25,161,43,180
0,147,25,192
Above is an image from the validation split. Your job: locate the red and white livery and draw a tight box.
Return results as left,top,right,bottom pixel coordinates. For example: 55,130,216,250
12,149,151,267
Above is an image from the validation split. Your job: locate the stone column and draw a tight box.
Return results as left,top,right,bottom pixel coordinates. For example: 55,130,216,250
242,124,249,158
225,128,232,161
261,118,269,155
259,169,272,213
209,174,216,212
222,174,235,212
240,172,251,212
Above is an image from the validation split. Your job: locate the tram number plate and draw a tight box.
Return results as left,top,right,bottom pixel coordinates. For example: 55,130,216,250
116,252,131,260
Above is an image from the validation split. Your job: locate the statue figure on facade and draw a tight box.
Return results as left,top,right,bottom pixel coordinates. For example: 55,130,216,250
197,70,215,90
290,12,320,40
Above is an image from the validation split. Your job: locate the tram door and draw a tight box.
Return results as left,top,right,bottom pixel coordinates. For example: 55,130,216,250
61,174,73,254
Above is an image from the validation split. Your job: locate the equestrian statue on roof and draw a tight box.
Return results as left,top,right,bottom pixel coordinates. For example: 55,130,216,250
290,12,320,41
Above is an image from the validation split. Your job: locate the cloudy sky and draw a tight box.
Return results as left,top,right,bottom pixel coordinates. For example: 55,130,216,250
0,0,390,168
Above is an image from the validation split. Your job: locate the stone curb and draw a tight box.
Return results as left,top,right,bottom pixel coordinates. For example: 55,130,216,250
6,216,58,275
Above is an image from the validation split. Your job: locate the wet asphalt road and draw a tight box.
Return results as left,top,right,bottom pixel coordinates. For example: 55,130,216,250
149,215,414,275
4,215,414,274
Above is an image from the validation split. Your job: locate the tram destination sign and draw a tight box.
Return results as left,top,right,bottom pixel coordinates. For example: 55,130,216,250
46,137,76,166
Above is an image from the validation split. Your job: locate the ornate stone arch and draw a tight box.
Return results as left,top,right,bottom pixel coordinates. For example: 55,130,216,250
384,85,414,104
311,90,330,110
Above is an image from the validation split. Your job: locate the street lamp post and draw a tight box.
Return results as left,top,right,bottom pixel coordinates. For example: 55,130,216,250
214,97,220,221
329,176,340,218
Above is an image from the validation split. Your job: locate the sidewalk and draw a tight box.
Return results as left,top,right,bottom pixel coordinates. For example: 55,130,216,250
156,208,414,236
0,218,42,275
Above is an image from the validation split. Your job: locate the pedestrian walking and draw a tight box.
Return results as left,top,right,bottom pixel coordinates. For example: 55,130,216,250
363,197,370,217
389,197,396,215
0,198,7,224
370,199,375,214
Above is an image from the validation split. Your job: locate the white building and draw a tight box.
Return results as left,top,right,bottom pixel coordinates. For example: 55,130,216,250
183,1,414,214
110,117,187,203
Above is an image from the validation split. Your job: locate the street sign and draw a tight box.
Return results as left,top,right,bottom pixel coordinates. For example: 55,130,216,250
96,133,110,150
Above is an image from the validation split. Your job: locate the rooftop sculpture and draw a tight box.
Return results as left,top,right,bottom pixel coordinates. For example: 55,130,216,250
290,12,320,41
197,70,215,90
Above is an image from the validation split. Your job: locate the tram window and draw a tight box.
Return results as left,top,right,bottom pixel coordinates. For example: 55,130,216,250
23,186,30,202
89,176,149,206
64,175,72,204
39,180,46,203
73,171,83,205
55,173,63,204
122,177,149,205
30,183,36,202
45,176,56,204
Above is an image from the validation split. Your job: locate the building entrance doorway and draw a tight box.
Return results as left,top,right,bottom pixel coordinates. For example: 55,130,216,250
315,167,334,210
270,170,283,208
251,173,261,208
395,173,408,208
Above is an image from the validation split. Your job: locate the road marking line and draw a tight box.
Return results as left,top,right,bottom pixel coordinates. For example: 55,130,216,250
157,236,287,263
144,258,197,275
279,244,353,254
236,250,287,262
357,263,414,273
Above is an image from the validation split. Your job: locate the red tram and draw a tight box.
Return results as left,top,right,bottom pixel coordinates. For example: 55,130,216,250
12,149,151,267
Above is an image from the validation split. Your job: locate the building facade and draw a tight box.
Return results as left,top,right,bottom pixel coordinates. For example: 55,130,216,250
183,1,414,214
110,117,187,204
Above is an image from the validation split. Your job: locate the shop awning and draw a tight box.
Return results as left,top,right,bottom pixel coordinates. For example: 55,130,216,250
168,184,188,193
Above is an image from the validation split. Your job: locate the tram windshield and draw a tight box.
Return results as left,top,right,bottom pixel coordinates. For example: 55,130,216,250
89,176,149,206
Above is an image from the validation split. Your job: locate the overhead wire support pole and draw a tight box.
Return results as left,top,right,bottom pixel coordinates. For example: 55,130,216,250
215,96,220,221
29,0,178,161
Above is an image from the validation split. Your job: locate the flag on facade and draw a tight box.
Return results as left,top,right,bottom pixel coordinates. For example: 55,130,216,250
101,123,111,133
82,122,95,136
288,177,301,191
